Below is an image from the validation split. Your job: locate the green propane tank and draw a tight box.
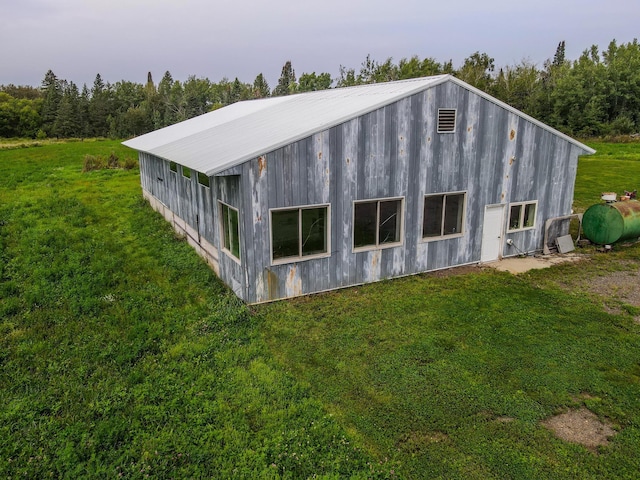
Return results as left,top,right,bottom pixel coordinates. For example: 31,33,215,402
582,200,640,245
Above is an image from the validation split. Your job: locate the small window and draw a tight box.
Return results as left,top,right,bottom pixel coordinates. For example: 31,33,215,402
219,202,241,261
508,201,537,231
271,205,329,263
437,109,456,133
423,192,465,239
169,161,177,173
353,198,403,250
197,172,210,188
181,166,191,179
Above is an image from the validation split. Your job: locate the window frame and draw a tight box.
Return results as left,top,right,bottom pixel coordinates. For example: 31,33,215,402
218,201,241,263
169,161,178,173
269,203,331,265
352,196,405,252
437,108,457,133
181,165,191,179
507,200,538,232
197,171,210,188
421,191,467,242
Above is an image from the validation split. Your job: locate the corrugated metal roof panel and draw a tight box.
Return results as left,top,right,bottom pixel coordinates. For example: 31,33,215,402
123,74,594,175
123,75,449,175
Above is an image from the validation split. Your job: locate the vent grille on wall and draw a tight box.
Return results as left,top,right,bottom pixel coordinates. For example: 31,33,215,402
437,109,456,133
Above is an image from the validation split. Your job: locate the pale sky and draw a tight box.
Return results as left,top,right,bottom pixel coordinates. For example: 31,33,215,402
1,0,638,89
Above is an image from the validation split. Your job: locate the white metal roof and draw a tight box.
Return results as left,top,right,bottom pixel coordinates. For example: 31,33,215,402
123,74,594,176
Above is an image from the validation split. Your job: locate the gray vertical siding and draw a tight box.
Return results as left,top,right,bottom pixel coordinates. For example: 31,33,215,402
139,80,588,303
231,82,587,303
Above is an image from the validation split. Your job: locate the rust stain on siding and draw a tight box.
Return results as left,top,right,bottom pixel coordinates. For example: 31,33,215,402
427,136,431,143
509,156,515,165
509,129,516,141
468,126,472,132
258,156,266,176
286,266,302,296
265,269,278,300
318,151,323,160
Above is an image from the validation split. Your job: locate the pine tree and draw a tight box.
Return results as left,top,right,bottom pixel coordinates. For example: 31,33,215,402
53,82,81,137
40,70,63,137
273,61,297,96
252,73,270,98
89,73,111,137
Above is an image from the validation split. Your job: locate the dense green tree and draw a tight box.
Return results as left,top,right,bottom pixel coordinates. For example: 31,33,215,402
0,92,41,137
273,61,297,96
53,82,81,137
40,70,63,136
455,51,495,91
0,84,41,100
252,73,270,98
89,73,112,137
602,39,640,133
298,72,332,92
491,61,540,115
183,76,213,115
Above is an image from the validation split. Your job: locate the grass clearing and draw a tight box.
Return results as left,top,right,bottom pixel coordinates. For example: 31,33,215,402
1,139,640,478
0,141,392,478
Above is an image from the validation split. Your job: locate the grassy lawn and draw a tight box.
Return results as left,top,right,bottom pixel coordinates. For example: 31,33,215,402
1,139,639,478
573,140,640,212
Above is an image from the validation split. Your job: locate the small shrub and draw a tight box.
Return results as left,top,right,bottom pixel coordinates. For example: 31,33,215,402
121,156,138,170
106,152,120,169
82,154,105,172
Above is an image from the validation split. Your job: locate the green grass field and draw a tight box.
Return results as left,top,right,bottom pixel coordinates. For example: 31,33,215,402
1,139,640,478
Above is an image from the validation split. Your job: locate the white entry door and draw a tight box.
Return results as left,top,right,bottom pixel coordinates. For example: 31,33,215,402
481,204,505,263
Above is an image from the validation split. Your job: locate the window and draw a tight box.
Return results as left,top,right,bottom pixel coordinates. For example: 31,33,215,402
437,109,456,133
271,205,329,263
182,166,191,179
508,201,537,231
423,192,465,239
219,202,240,261
353,198,403,250
197,171,210,187
169,161,177,173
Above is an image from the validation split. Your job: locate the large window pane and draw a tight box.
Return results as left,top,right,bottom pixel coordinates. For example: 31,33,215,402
423,195,444,237
508,201,537,231
272,210,299,260
220,203,241,261
523,203,536,228
509,204,522,230
423,192,466,239
354,202,377,248
443,193,464,235
378,200,401,244
301,207,327,256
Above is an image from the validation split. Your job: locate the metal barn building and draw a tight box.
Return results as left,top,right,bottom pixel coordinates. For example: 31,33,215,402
123,75,594,303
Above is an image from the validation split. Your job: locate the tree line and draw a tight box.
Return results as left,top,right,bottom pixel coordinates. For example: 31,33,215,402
1,39,638,140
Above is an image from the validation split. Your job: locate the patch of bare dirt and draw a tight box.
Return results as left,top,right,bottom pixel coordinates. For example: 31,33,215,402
585,268,640,313
541,408,617,452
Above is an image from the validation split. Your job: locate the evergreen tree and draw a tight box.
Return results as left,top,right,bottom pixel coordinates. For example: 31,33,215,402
40,70,63,137
53,82,81,137
273,61,297,96
252,73,270,98
89,73,111,136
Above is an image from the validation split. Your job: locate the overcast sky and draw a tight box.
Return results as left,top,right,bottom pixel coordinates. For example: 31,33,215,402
1,0,638,89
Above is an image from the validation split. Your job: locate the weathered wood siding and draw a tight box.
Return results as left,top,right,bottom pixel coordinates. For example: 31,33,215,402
139,80,585,304
228,82,583,303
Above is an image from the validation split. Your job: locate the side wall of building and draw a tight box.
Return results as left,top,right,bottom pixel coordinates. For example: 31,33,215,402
138,153,247,299
238,82,585,303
